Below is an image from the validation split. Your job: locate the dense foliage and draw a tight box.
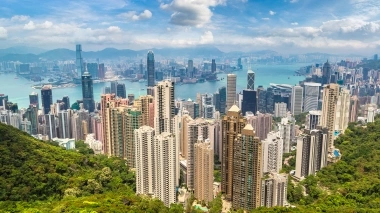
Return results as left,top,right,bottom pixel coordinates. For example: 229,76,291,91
0,123,183,212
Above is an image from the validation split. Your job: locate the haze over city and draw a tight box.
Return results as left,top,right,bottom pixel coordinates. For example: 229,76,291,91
0,0,380,54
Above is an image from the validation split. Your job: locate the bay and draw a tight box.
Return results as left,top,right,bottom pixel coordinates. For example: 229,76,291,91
0,63,307,109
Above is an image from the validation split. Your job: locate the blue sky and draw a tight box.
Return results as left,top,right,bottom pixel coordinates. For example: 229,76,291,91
0,0,379,54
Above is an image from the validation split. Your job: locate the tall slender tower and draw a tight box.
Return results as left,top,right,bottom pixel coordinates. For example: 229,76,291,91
154,132,177,207
134,95,154,127
222,105,247,201
124,108,142,168
154,80,175,134
334,88,350,132
320,84,339,154
147,50,155,87
135,126,156,196
76,44,83,76
291,86,303,116
188,60,194,78
226,74,237,112
247,70,255,90
232,124,262,210
82,71,95,112
41,85,53,115
194,138,214,203
211,59,216,73
303,83,321,112
322,60,331,85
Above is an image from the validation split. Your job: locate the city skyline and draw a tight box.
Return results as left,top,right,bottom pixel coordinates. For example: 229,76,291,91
0,0,379,54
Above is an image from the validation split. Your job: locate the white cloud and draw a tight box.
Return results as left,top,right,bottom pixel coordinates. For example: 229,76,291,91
290,0,299,3
107,26,122,33
11,15,29,22
119,10,152,21
269,10,276,15
291,22,299,25
262,18,270,21
160,0,226,27
40,21,53,29
200,31,214,44
24,21,36,30
0,27,7,39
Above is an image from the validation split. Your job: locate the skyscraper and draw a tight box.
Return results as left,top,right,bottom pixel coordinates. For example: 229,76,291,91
98,63,105,79
147,51,155,87
188,60,194,78
41,85,53,115
232,124,262,210
247,70,255,90
76,44,84,76
349,96,359,122
135,126,155,196
154,80,175,134
320,84,339,153
303,82,321,112
306,110,322,130
87,63,98,79
242,89,257,115
216,87,226,114
222,105,247,201
194,139,214,203
226,74,237,112
262,131,283,174
82,71,95,112
211,59,216,73
58,110,71,139
24,105,38,134
29,92,39,109
116,83,126,98
110,81,118,95
62,96,70,110
45,113,57,140
291,86,303,116
322,60,331,85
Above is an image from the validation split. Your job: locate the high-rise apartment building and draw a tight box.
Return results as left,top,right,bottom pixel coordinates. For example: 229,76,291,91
303,82,321,112
305,110,321,130
134,95,154,127
29,92,39,109
76,44,84,76
135,126,155,196
232,124,262,210
214,86,226,114
45,113,57,140
222,105,247,201
71,109,90,141
82,71,95,112
147,51,155,87
24,105,38,134
154,80,175,134
154,132,178,207
261,173,287,207
110,81,118,95
247,70,255,90
291,86,303,116
101,94,128,155
194,138,214,203
320,84,339,153
124,108,142,168
335,88,350,133
262,131,283,174
295,129,328,179
201,94,215,119
226,74,237,112
58,110,71,139
246,112,273,141
186,118,210,190
278,115,295,153
41,85,53,115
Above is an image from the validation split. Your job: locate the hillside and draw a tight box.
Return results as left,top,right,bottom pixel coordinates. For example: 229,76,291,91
0,123,183,212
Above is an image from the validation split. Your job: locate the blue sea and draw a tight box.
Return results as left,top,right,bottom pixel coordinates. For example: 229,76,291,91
0,64,307,109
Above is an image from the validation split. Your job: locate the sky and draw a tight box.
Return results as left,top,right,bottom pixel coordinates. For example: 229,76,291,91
0,0,380,54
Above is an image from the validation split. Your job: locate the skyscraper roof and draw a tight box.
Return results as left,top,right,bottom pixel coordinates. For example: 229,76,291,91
228,104,240,112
